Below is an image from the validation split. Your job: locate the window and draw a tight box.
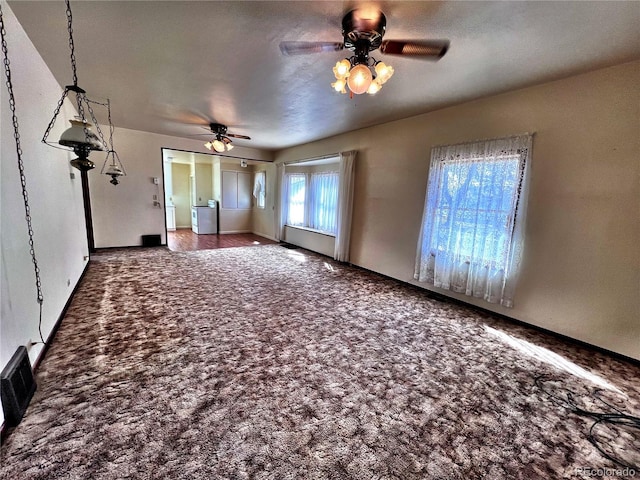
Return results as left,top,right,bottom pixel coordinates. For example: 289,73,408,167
285,171,339,235
253,171,266,209
286,173,306,226
415,134,532,307
308,172,339,233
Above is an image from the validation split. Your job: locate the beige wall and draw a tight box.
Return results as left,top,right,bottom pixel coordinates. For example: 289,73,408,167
172,163,191,228
194,163,213,206
275,61,640,360
252,163,278,240
90,128,271,247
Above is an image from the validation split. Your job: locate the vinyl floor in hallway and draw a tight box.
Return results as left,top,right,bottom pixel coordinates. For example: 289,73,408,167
167,229,278,252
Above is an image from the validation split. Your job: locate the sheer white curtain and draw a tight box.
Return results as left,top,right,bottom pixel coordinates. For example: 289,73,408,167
253,171,265,208
414,135,532,307
286,173,306,226
334,150,357,262
309,172,339,234
275,163,286,241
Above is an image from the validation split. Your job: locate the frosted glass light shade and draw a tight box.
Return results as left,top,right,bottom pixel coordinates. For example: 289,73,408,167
212,139,226,152
374,62,394,84
333,59,351,79
104,164,123,176
367,80,382,94
347,64,373,95
331,78,347,93
59,119,103,151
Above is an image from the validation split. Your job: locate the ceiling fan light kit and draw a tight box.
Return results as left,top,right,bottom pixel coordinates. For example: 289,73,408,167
202,123,248,153
204,136,234,153
280,8,449,97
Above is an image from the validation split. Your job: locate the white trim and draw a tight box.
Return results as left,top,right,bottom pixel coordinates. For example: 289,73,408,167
284,224,336,238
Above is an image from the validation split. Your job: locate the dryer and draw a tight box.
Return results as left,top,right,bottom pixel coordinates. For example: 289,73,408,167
191,202,217,234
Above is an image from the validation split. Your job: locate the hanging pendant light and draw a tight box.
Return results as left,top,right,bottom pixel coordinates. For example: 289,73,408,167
42,0,107,171
102,151,125,185
97,98,126,185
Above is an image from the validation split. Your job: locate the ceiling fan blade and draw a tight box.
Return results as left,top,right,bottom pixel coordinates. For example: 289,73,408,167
227,133,251,140
379,39,450,59
279,41,344,56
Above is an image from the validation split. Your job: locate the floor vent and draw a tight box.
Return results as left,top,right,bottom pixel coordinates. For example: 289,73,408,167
1,346,37,427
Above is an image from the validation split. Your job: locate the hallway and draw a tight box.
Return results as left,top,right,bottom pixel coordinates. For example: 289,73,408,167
167,229,278,252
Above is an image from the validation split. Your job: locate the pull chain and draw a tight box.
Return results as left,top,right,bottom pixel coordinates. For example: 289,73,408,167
1,5,46,344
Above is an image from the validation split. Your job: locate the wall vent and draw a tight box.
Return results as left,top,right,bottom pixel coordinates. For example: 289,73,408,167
1,346,37,427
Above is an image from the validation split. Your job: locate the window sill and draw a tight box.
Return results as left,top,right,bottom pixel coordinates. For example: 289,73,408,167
285,225,336,238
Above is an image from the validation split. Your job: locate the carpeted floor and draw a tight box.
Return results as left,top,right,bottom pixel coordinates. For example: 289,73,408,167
1,245,638,479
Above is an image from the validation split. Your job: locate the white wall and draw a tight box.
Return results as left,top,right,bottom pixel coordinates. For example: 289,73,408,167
275,61,640,360
89,128,272,248
1,2,89,425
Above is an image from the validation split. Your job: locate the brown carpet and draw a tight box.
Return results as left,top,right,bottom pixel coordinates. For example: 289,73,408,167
1,245,638,479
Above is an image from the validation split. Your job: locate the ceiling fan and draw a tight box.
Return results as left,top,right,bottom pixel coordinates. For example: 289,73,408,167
194,123,251,153
279,8,449,95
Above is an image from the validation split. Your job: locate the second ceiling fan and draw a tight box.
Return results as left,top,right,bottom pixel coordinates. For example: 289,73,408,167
198,123,251,153
280,8,450,95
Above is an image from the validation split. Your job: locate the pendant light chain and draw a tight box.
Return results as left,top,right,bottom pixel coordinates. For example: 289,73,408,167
84,98,109,151
1,5,46,344
86,97,115,151
41,88,70,147
107,99,114,149
41,0,79,147
43,0,109,152
65,0,99,147
65,0,78,87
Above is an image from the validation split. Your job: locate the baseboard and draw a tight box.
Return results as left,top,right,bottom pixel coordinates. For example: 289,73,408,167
349,263,640,367
218,230,251,234
252,232,278,242
1,260,91,443
94,244,168,250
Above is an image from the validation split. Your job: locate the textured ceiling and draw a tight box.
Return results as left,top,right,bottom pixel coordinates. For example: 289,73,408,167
8,1,640,151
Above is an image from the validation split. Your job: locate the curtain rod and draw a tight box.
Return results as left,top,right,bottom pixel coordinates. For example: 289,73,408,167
432,132,536,149
283,153,340,166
